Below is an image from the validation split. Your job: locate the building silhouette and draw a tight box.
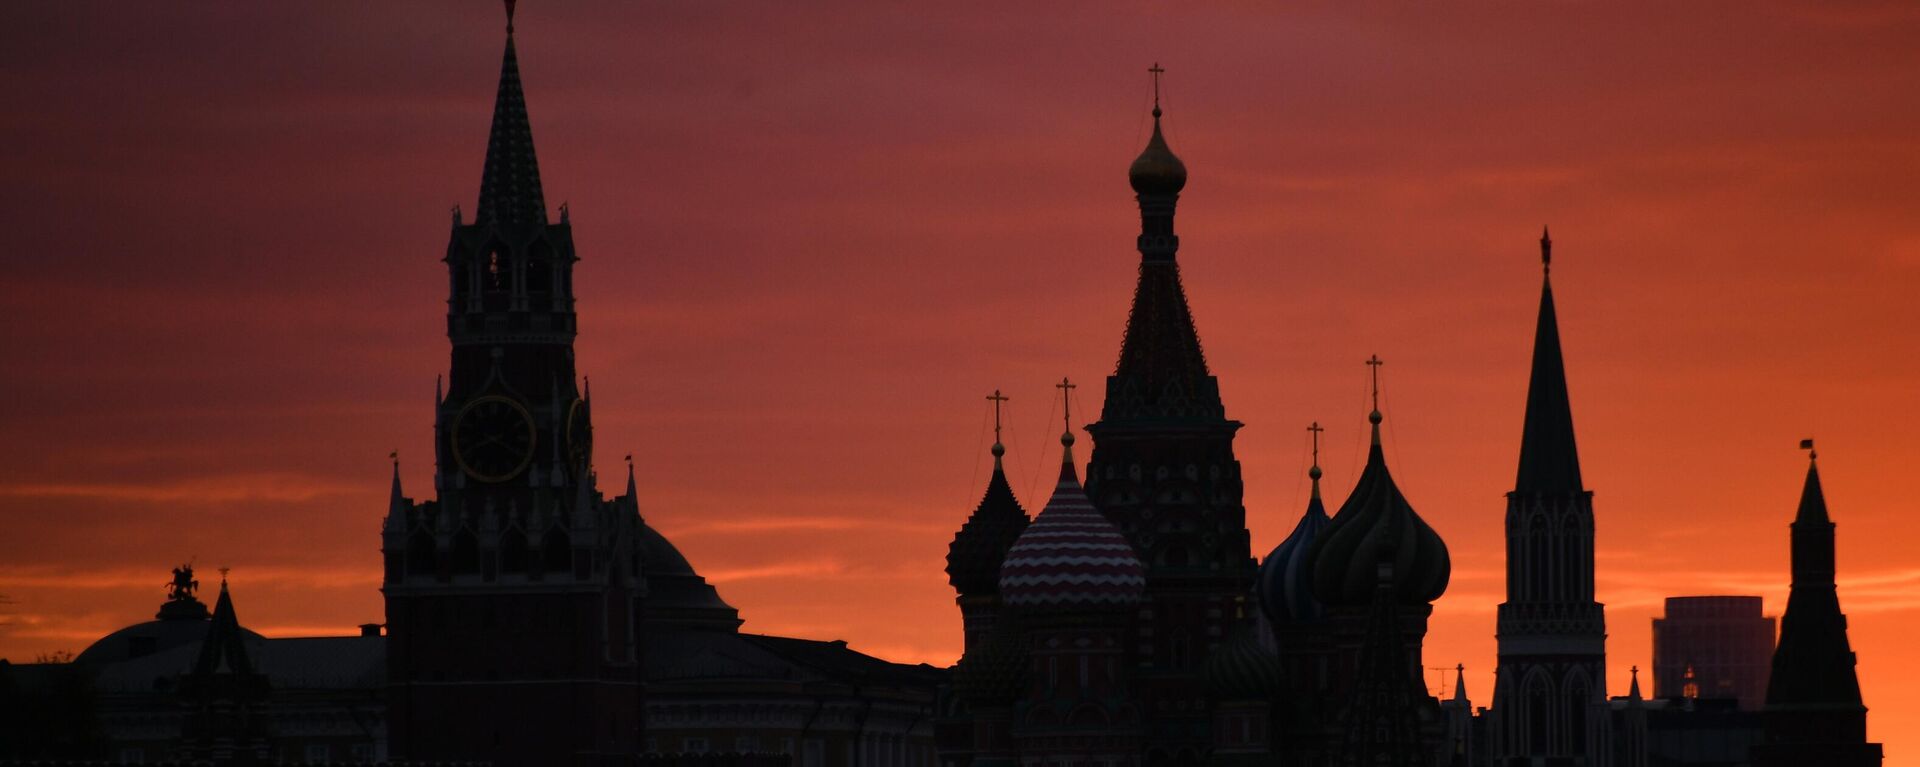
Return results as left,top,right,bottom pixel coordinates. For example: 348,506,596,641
1489,232,1611,766
1749,448,1883,766
1651,597,1774,710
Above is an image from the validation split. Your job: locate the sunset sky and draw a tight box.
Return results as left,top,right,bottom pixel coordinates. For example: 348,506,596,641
4,0,1920,761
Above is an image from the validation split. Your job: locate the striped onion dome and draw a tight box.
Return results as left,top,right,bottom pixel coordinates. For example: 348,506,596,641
999,447,1146,609
1307,412,1450,607
1258,464,1330,625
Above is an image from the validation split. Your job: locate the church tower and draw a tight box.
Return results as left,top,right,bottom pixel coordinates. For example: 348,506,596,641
1491,230,1610,765
1750,444,1883,766
1081,68,1255,759
381,5,643,764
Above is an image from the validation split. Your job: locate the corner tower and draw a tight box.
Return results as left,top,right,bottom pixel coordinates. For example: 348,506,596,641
1491,230,1610,765
1082,68,1254,757
380,6,643,764
1751,444,1882,766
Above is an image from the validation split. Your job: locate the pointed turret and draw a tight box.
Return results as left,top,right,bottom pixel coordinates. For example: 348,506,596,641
1754,443,1882,766
177,577,271,765
475,6,547,227
1516,227,1583,493
1105,87,1223,423
388,454,407,516
1452,664,1469,704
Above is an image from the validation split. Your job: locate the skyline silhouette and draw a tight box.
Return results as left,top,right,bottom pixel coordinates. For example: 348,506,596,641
2,2,1917,763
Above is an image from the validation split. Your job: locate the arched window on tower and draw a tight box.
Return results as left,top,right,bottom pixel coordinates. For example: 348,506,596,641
1525,673,1551,754
499,530,529,575
408,531,437,578
1567,674,1590,753
450,529,480,575
483,247,512,312
542,528,572,577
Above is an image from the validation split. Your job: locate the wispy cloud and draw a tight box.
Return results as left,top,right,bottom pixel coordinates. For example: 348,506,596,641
0,474,357,504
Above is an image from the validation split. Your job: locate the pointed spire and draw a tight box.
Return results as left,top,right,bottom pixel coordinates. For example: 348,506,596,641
193,577,257,679
1515,229,1584,493
1540,225,1552,273
1629,666,1643,701
475,0,547,227
625,453,637,500
388,451,406,514
1106,67,1221,424
1796,439,1829,526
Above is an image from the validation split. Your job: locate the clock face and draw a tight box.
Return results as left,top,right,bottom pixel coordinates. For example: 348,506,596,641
452,395,536,483
565,397,592,468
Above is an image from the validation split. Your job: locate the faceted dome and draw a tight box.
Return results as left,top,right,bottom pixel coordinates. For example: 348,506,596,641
947,462,1029,597
1307,423,1450,607
1259,485,1329,624
999,459,1145,609
1128,110,1187,196
1204,624,1283,702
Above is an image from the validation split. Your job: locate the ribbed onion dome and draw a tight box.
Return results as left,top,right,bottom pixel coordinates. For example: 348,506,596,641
999,441,1146,609
1306,412,1450,607
947,445,1031,597
952,624,1030,707
1258,463,1330,624
1204,624,1283,702
1128,107,1188,196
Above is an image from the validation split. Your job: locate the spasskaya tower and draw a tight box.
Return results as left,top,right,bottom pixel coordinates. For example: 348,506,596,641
380,4,644,765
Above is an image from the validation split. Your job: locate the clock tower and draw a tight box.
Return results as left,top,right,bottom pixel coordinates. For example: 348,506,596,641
381,6,643,765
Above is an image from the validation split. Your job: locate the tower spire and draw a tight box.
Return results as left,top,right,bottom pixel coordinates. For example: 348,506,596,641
476,0,546,227
1515,230,1583,493
1541,225,1552,274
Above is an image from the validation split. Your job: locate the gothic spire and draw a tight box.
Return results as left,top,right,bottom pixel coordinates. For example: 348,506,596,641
388,452,406,516
1107,68,1220,423
1515,227,1584,493
193,578,258,679
475,0,547,227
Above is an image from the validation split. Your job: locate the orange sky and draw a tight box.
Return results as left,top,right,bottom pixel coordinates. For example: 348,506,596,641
4,1,1920,761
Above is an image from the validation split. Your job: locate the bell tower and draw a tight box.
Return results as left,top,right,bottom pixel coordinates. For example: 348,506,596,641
381,4,643,765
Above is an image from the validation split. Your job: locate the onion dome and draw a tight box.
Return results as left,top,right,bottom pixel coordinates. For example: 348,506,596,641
952,623,1030,707
947,435,1030,597
1258,455,1330,624
1128,106,1188,196
1205,622,1283,702
1307,407,1450,607
999,432,1146,609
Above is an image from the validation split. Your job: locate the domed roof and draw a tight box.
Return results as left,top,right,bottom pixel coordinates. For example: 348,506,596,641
76,586,263,667
1128,108,1187,196
1307,415,1450,607
999,454,1145,610
947,452,1030,597
952,623,1029,707
1259,467,1330,625
1204,623,1283,702
639,518,742,631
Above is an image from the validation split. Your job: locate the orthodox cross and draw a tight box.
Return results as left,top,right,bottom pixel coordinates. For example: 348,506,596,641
1149,63,1165,110
1366,354,1384,411
986,390,1010,445
1056,377,1077,436
1307,421,1324,466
